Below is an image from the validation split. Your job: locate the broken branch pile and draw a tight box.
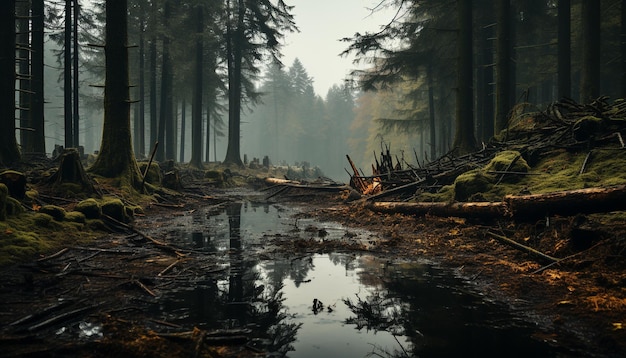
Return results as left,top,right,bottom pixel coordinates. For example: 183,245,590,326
347,96,626,206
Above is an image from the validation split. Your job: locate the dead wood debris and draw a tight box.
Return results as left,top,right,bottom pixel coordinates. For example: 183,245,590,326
348,96,626,202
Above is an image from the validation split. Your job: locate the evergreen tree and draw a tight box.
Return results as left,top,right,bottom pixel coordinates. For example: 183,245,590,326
89,0,142,188
0,0,21,165
223,0,296,166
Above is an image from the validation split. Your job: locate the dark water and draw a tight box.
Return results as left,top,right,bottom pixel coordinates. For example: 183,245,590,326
153,199,565,357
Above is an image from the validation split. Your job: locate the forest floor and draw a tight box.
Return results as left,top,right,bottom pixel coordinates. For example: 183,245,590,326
0,164,624,357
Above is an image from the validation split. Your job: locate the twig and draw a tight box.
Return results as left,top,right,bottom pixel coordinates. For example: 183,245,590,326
531,240,605,274
141,141,159,194
158,259,182,277
486,231,558,263
134,280,156,297
36,248,69,263
579,150,592,175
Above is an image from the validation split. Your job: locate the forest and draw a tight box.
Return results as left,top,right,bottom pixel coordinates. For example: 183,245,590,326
1,0,626,357
0,0,623,181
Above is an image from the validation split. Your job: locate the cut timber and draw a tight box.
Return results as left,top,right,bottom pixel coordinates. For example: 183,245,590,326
368,185,626,220
505,184,626,218
367,201,507,219
264,177,350,191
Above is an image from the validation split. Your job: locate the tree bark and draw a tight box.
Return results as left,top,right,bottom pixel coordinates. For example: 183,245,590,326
0,0,21,165
72,0,79,148
368,185,626,220
495,0,511,134
89,0,142,187
580,0,601,103
558,0,571,99
189,5,204,169
64,0,73,148
367,201,507,219
149,0,157,153
223,0,244,166
17,1,31,152
157,0,173,161
453,0,476,154
32,0,46,154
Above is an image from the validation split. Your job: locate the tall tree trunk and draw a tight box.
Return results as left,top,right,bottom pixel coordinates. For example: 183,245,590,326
149,0,157,151
580,0,601,103
190,5,204,168
157,0,173,161
479,24,494,141
17,0,31,152
72,0,79,148
558,0,571,99
0,0,21,165
622,0,626,97
138,9,145,158
224,0,244,166
205,101,210,162
427,62,436,160
180,99,186,162
453,0,476,154
89,0,141,187
495,0,511,134
64,0,73,148
32,0,45,154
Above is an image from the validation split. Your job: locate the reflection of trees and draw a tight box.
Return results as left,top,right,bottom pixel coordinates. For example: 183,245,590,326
223,202,301,355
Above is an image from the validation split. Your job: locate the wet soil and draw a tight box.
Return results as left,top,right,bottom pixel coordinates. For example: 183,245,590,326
0,184,625,357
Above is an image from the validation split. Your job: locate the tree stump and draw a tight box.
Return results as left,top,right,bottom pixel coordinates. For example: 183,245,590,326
0,170,26,199
47,149,95,195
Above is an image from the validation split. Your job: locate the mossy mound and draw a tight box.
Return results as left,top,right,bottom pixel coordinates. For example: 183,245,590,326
138,162,162,185
485,150,530,173
6,197,25,216
75,198,102,219
33,212,55,227
453,169,494,201
66,211,86,223
102,198,129,223
39,205,67,221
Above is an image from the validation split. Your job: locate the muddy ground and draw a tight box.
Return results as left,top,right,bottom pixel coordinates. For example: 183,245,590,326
0,180,625,357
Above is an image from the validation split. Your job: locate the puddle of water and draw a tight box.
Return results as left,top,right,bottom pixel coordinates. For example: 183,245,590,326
153,200,564,357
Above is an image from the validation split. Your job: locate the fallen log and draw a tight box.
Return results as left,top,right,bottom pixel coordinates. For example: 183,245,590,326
264,177,350,191
367,201,508,219
505,184,626,218
369,185,626,219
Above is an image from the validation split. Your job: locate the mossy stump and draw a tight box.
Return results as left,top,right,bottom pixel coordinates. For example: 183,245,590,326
47,149,95,195
75,198,102,219
0,170,26,199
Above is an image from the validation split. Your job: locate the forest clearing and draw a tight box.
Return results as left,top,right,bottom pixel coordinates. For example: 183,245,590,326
1,96,626,356
2,0,626,356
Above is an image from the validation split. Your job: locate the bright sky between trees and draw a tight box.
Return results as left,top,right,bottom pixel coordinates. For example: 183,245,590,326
279,0,395,97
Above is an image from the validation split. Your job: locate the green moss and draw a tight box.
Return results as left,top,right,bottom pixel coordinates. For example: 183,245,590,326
453,169,494,201
33,212,54,227
39,205,67,221
75,198,102,219
485,150,530,173
101,198,128,223
137,162,162,184
65,211,86,223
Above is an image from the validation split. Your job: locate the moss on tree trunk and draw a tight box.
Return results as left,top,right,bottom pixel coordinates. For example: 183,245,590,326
89,0,142,189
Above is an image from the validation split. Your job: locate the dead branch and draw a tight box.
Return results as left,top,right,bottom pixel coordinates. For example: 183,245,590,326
485,231,558,264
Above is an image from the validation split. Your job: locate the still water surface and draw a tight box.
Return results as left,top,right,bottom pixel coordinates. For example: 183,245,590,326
154,199,562,357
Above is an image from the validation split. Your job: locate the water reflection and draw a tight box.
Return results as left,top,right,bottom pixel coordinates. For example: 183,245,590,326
155,201,562,357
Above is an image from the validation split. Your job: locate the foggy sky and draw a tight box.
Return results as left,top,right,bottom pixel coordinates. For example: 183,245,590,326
280,0,395,97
